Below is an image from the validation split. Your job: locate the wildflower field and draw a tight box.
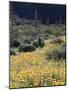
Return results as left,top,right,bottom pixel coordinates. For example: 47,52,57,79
10,36,66,88
9,2,66,88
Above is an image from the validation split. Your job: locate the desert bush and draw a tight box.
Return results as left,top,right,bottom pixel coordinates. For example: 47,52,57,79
24,39,31,44
62,43,66,47
59,45,66,59
18,43,25,50
32,39,39,48
54,37,64,44
45,25,65,36
44,33,50,40
38,37,45,48
51,37,64,44
10,39,20,48
10,48,16,56
32,37,44,48
46,45,66,60
19,44,36,52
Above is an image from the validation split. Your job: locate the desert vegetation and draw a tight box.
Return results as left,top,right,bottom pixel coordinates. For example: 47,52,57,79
9,2,66,89
10,23,66,88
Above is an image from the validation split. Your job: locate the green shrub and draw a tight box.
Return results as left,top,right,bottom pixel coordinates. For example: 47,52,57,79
32,37,45,48
10,39,20,48
32,39,39,48
38,37,45,48
10,48,16,56
24,39,31,44
46,45,66,60
18,44,36,52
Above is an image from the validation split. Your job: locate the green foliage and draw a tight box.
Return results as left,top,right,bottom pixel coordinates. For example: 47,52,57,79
24,40,30,44
10,23,65,40
32,39,39,48
10,39,20,48
18,44,36,52
46,25,65,36
10,48,16,56
46,44,66,60
38,37,45,48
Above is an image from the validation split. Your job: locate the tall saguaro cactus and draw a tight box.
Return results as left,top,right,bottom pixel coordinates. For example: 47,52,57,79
46,17,50,25
59,16,62,26
35,9,38,21
35,9,39,35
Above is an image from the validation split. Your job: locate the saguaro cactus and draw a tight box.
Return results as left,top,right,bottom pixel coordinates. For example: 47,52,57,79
35,9,39,34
